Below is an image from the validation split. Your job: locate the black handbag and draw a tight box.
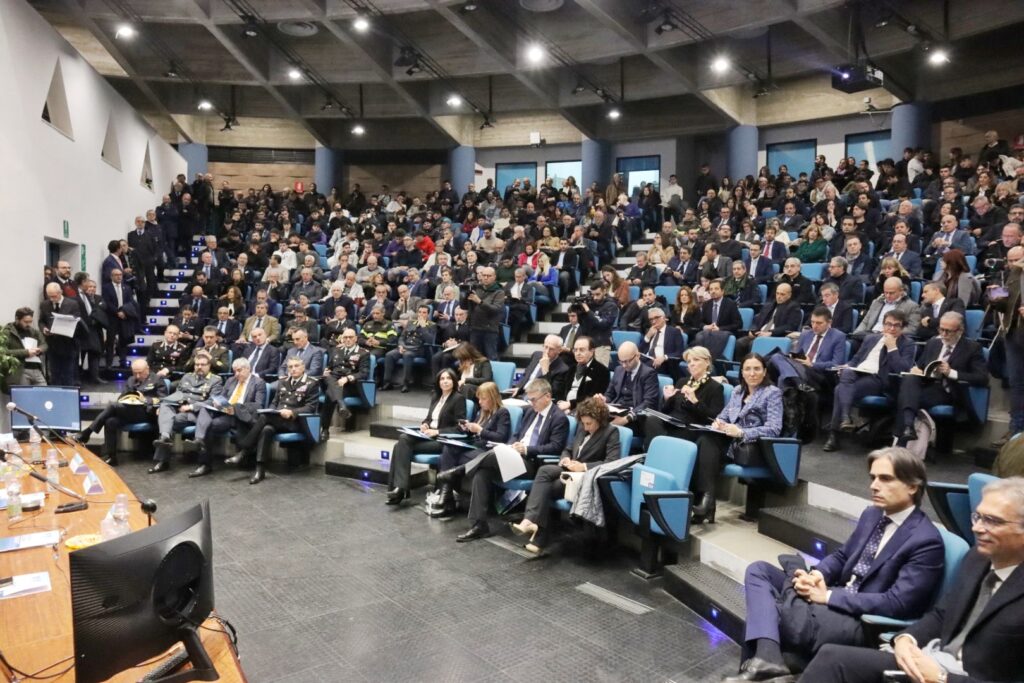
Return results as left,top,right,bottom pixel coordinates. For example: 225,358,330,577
730,440,765,467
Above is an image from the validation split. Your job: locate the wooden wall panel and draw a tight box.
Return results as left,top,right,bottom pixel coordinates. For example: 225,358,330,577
344,163,443,200
208,161,315,192
937,110,1024,159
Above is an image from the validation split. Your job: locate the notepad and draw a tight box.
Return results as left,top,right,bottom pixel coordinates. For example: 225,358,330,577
0,572,52,600
0,530,61,553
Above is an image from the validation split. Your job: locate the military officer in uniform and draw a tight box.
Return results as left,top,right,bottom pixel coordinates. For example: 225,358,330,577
322,328,370,433
149,351,223,472
227,356,321,485
359,304,398,362
188,357,266,478
76,359,167,465
184,326,230,375
382,304,437,391
148,324,189,377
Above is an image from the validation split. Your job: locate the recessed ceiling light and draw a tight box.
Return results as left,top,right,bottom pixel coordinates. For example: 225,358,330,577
288,68,302,80
353,15,370,32
711,56,730,73
197,100,213,111
607,108,621,120
928,49,950,65
526,44,545,64
351,124,366,135
446,94,462,107
115,24,135,40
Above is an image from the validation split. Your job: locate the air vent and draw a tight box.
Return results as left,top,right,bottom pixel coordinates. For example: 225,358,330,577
519,0,563,11
277,21,319,37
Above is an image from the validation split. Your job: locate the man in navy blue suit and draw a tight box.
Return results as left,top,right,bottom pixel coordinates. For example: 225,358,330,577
724,447,943,683
745,242,775,285
640,307,685,379
454,377,569,542
600,341,660,429
769,306,846,390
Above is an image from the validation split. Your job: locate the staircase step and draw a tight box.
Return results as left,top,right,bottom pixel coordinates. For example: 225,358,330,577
369,418,418,441
758,505,857,560
510,342,543,356
662,560,746,643
144,315,174,326
157,282,189,293
323,434,429,486
130,334,164,346
163,269,194,278
148,298,180,309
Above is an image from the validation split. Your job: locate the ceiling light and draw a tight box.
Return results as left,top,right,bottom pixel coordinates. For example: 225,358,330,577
479,118,494,130
460,2,478,12
164,62,179,78
114,24,135,39
655,12,675,34
607,108,621,120
321,100,335,111
288,67,302,80
446,94,463,107
351,124,365,135
840,70,850,80
406,64,422,76
526,44,545,64
572,82,586,95
242,16,259,38
352,15,370,32
928,48,950,66
710,56,730,73
197,100,213,111
394,47,418,68
874,11,892,28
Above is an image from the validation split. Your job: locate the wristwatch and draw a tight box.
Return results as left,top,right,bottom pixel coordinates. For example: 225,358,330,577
936,670,948,683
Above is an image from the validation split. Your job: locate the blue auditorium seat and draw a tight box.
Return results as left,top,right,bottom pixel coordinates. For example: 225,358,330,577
490,361,516,392
265,381,321,469
927,472,999,545
412,399,476,470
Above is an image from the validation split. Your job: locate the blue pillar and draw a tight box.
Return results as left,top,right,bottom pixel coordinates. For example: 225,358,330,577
448,145,476,196
727,125,758,182
581,137,611,191
315,146,344,194
891,102,933,153
177,143,208,177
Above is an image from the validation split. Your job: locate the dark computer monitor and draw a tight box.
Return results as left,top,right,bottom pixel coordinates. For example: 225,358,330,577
9,386,81,430
69,502,217,683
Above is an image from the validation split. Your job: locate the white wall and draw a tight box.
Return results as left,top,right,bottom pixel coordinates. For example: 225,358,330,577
756,114,892,172
0,0,185,315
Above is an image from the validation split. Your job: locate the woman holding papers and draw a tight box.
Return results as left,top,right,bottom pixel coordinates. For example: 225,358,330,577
432,382,511,517
691,354,782,524
511,397,620,555
454,344,493,400
386,368,466,506
643,346,725,450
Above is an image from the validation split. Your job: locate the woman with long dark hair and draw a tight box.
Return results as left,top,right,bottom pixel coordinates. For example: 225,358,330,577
935,249,980,306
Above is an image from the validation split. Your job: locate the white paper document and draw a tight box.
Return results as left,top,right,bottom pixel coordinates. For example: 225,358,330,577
0,530,61,553
464,443,527,482
0,572,52,600
49,313,79,338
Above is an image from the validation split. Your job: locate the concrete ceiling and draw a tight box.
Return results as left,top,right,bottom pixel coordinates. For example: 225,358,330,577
29,0,1024,148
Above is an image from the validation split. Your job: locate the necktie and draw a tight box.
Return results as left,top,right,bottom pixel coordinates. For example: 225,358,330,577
943,570,998,656
256,317,263,329
650,330,661,354
847,516,892,592
528,412,545,447
204,265,211,278
940,345,953,362
712,301,720,324
193,299,200,312
219,321,226,334
566,325,578,348
229,380,246,404
249,345,263,368
807,334,823,363
934,303,940,319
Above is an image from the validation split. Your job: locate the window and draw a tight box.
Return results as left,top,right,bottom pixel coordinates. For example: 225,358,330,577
41,59,74,140
846,130,892,169
545,160,582,191
101,114,121,170
766,139,816,178
616,155,660,197
495,162,537,194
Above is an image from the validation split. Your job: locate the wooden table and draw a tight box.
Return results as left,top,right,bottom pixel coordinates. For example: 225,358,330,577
0,444,246,682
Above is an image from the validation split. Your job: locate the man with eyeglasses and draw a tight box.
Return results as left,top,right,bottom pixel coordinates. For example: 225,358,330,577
825,310,916,452
509,334,570,399
802,476,1024,683
852,277,921,344
916,282,965,341
893,312,988,446
188,357,266,478
640,307,684,379
596,341,660,428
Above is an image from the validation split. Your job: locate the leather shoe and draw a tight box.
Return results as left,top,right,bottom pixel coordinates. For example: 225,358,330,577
153,435,172,447
899,426,918,443
436,465,465,483
691,493,717,524
380,383,394,391
147,460,169,474
224,454,244,465
102,454,119,466
456,523,490,542
822,431,839,452
722,657,790,682
400,385,410,393
385,488,408,505
249,465,265,485
76,428,93,443
188,464,212,478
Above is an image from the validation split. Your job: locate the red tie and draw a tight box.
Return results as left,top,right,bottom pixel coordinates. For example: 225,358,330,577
807,334,822,363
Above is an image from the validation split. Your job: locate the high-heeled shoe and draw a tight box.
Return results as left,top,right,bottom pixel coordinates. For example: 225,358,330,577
511,520,539,540
385,488,409,505
691,493,717,524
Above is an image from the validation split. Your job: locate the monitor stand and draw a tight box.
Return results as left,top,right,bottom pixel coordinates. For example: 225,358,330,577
141,626,219,683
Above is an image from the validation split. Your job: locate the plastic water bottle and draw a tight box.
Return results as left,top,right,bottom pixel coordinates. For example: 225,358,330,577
5,473,22,522
111,494,131,538
45,449,60,493
28,428,41,461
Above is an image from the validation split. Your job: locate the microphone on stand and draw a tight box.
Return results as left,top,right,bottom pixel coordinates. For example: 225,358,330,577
2,449,87,508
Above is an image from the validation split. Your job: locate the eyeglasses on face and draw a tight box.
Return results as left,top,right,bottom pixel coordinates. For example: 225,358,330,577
972,511,1023,530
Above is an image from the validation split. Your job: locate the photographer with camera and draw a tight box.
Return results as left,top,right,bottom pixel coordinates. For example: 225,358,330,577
574,280,619,366
465,266,506,361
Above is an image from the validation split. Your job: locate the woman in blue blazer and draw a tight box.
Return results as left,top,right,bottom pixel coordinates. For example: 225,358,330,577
692,353,783,523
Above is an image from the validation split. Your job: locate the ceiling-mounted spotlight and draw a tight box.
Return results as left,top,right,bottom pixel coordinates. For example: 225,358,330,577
459,2,478,12
572,82,586,95
164,62,180,78
352,14,370,32
242,15,259,38
405,63,422,76
710,56,730,73
394,47,418,68
654,12,675,35
197,100,213,111
446,94,463,107
594,87,606,98
479,118,494,130
321,100,335,111
114,24,135,40
288,67,303,80
928,48,950,66
874,11,893,28
220,115,238,132
607,107,621,120
351,124,366,135
526,43,545,64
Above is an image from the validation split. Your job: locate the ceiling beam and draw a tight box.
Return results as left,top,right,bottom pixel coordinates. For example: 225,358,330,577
290,0,457,146
61,0,193,142
181,0,328,146
425,0,596,140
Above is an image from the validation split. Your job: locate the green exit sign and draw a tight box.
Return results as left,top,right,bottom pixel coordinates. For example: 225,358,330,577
63,220,69,238
80,244,87,271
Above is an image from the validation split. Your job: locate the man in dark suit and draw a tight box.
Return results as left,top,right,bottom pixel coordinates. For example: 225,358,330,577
769,306,846,390
430,306,471,377
801,476,1024,683
775,258,817,305
238,327,281,379
819,283,855,334
101,240,129,285
700,243,733,280
211,307,242,347
916,282,966,341
556,335,610,413
127,216,160,302
452,377,570,542
726,447,944,683
640,307,685,379
735,283,802,358
760,224,789,264
180,285,213,324
824,257,864,303
39,282,82,386
76,359,167,465
878,233,924,279
101,268,138,367
188,357,267,478
662,245,700,286
241,301,281,346
745,242,775,285
359,284,395,322
694,279,743,360
504,268,537,341
894,311,988,444
510,335,571,400
600,341,660,430
551,238,579,293
825,310,917,452
277,328,324,377
627,252,660,288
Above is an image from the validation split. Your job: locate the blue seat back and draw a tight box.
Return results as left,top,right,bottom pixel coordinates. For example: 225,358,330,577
654,285,680,304
466,398,476,422
721,382,734,404
612,330,643,348
628,286,641,301
630,436,697,534
801,263,826,281
490,361,516,392
566,415,578,444
720,335,736,364
506,405,523,434
615,425,632,460
964,309,984,340
738,307,754,330
756,284,767,304
750,336,792,357
909,280,922,303
937,527,970,599
657,374,673,393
